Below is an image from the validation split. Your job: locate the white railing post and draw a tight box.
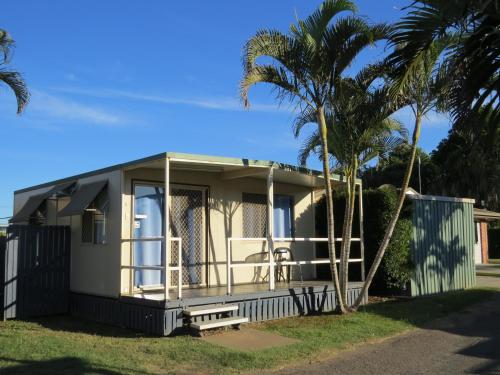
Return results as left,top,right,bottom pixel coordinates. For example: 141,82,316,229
227,238,231,295
267,167,275,291
177,238,182,299
164,156,170,300
130,237,134,295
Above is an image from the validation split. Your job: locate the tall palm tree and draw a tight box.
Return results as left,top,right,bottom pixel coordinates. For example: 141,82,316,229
240,0,390,312
294,66,407,302
0,29,29,114
351,40,449,309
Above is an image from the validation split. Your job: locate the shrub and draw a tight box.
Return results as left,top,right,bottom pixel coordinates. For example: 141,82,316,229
315,185,414,295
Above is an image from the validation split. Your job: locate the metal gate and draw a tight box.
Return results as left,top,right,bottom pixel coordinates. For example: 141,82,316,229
3,225,70,319
0,235,5,315
170,186,206,287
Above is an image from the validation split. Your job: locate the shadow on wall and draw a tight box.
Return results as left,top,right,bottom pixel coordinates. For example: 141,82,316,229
209,197,242,285
293,195,332,281
412,199,474,296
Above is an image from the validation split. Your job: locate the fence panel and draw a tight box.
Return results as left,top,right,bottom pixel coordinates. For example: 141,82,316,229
3,225,70,319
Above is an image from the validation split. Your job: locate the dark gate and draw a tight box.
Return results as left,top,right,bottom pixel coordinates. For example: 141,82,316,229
3,225,70,319
0,235,5,316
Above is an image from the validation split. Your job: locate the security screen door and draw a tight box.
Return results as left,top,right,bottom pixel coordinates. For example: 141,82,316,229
133,183,207,289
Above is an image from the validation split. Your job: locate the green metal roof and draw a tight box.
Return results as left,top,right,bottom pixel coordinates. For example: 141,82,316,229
15,152,360,194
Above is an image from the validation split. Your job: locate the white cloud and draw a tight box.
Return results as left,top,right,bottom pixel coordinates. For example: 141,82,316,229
51,86,293,113
29,89,122,125
393,106,451,128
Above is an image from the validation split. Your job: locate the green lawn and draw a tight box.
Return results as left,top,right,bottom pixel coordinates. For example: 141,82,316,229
0,288,497,375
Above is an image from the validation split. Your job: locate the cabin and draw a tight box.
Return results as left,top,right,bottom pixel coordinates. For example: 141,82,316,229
7,152,366,335
473,208,500,264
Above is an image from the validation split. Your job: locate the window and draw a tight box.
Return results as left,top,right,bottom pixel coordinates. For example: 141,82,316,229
242,193,294,238
242,193,267,238
29,200,47,225
81,190,109,244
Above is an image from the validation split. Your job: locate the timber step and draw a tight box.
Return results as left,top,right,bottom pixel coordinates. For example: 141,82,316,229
190,316,249,331
183,304,239,317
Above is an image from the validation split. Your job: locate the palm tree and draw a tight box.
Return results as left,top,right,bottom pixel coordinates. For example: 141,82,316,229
294,67,407,303
388,0,500,120
0,29,29,114
351,40,449,309
240,0,390,312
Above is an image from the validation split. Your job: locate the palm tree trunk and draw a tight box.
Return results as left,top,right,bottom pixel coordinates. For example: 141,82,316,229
317,106,347,313
339,175,351,299
352,113,422,310
341,161,357,305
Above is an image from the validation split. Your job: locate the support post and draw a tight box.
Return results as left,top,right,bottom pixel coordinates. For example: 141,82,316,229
358,182,366,302
267,167,275,291
227,238,231,295
358,182,365,281
164,156,170,300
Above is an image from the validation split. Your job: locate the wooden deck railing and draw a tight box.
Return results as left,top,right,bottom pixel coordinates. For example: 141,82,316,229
121,237,182,299
226,237,363,295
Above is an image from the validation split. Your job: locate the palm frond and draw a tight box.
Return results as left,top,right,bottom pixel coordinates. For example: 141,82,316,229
292,107,317,137
298,132,322,166
292,0,357,44
0,29,14,64
240,64,304,108
0,70,30,114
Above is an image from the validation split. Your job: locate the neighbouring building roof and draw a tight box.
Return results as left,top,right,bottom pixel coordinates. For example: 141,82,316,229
474,208,500,222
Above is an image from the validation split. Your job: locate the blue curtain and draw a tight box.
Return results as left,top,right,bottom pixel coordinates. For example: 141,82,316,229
274,195,293,238
134,186,164,287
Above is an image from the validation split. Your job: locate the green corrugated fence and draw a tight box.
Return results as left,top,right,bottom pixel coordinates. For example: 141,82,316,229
410,196,476,297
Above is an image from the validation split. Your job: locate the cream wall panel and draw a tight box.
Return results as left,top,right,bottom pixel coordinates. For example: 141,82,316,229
121,168,316,292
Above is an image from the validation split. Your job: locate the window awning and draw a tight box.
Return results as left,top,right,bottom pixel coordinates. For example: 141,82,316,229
58,180,108,217
10,181,76,223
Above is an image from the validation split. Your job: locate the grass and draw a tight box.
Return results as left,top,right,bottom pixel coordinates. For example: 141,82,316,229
0,288,497,375
488,259,500,264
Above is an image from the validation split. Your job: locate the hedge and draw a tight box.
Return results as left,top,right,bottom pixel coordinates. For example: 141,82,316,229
316,185,414,295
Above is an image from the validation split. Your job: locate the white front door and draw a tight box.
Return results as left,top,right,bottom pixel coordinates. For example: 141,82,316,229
132,183,207,289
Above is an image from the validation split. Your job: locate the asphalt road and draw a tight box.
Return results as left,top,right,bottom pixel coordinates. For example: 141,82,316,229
269,290,500,375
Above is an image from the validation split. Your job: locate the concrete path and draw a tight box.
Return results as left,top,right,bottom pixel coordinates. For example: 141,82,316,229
267,292,500,375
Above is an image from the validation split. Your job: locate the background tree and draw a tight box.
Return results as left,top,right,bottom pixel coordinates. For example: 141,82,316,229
240,0,389,313
362,144,438,194
0,29,29,114
431,107,500,210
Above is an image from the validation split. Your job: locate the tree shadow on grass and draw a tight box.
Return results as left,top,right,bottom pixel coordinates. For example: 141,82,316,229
22,315,152,339
0,356,144,375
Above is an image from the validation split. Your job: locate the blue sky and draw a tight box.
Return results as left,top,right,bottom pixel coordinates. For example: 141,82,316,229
0,0,451,220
